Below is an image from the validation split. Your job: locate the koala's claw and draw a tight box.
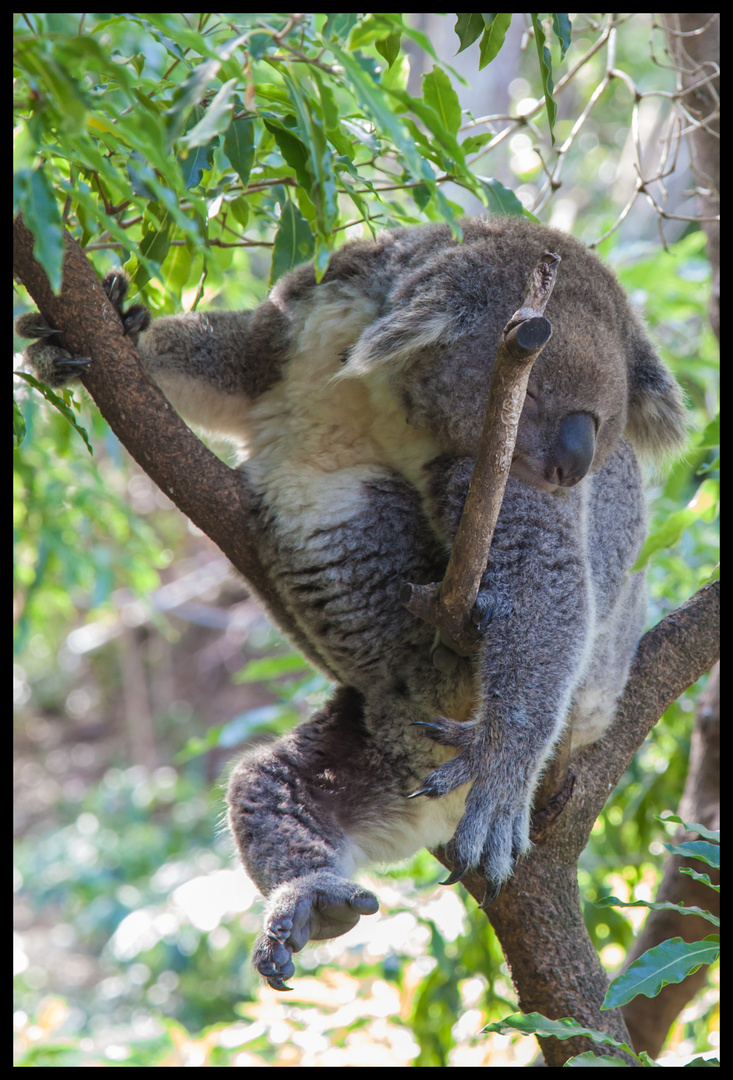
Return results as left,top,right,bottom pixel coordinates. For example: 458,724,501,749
14,314,62,340
52,356,94,376
16,269,150,391
471,593,497,634
412,717,532,888
479,878,502,910
102,271,150,340
120,304,151,338
440,861,468,886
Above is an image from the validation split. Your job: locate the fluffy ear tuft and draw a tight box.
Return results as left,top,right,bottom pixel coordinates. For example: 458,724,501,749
625,339,688,462
338,308,452,380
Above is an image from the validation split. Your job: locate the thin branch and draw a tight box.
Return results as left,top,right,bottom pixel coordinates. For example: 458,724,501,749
401,252,560,656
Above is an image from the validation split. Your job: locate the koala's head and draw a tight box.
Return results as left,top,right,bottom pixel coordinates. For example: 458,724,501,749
344,218,687,493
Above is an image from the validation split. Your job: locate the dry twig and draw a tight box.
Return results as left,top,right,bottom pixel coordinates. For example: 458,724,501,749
401,251,560,657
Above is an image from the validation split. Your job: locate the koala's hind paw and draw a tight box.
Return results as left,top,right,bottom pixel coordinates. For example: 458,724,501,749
444,788,531,896
412,718,532,891
255,874,379,991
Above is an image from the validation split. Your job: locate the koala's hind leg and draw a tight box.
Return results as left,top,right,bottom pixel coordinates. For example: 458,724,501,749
227,686,415,990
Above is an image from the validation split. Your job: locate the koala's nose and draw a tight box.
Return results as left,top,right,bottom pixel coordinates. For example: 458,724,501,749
547,412,597,488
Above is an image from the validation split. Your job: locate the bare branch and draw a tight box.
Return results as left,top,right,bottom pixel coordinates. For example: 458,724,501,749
401,251,560,656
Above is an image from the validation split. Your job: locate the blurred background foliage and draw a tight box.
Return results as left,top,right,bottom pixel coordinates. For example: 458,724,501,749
14,12,718,1066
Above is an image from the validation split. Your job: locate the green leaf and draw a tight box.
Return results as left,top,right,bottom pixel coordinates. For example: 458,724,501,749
234,654,311,682
564,1051,635,1066
679,868,719,892
13,398,27,448
454,13,486,53
22,169,64,293
389,88,467,170
422,66,462,136
14,372,94,455
633,478,719,569
347,13,403,51
375,30,401,69
461,130,496,155
594,895,719,928
694,413,720,450
482,1012,638,1060
179,140,216,189
269,198,315,285
329,42,459,227
138,205,173,272
476,176,526,216
323,12,360,40
552,13,572,60
179,77,237,148
262,117,311,190
17,43,89,134
664,839,720,869
479,14,513,70
283,72,339,240
603,936,720,1010
657,815,720,843
531,14,557,145
222,115,255,187
164,57,222,144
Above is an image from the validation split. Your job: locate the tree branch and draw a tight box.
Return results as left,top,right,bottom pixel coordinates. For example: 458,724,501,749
401,252,560,656
432,580,719,1064
13,215,340,681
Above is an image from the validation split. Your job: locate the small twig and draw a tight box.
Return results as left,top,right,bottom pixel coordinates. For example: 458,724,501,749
401,252,561,656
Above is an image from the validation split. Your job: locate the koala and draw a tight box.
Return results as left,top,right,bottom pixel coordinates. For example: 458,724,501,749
17,217,686,990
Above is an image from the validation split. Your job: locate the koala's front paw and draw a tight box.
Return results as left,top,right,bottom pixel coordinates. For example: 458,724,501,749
255,874,379,991
15,312,92,388
409,718,532,903
14,271,150,388
101,270,150,341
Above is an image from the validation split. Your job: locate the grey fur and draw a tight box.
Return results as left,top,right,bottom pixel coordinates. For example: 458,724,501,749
17,217,686,989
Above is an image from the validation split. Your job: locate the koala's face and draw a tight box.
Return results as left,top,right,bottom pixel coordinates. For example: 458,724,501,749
343,218,683,488
394,325,629,495
506,336,629,493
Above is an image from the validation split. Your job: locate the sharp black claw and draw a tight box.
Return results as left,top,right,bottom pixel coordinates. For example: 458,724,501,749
268,977,293,992
440,863,468,886
479,879,501,910
56,357,93,371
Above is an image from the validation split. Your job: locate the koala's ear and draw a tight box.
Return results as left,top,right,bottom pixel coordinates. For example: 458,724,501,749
340,306,452,378
625,337,688,461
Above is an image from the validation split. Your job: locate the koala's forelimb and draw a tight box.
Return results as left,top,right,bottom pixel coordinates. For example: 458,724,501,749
402,252,561,659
